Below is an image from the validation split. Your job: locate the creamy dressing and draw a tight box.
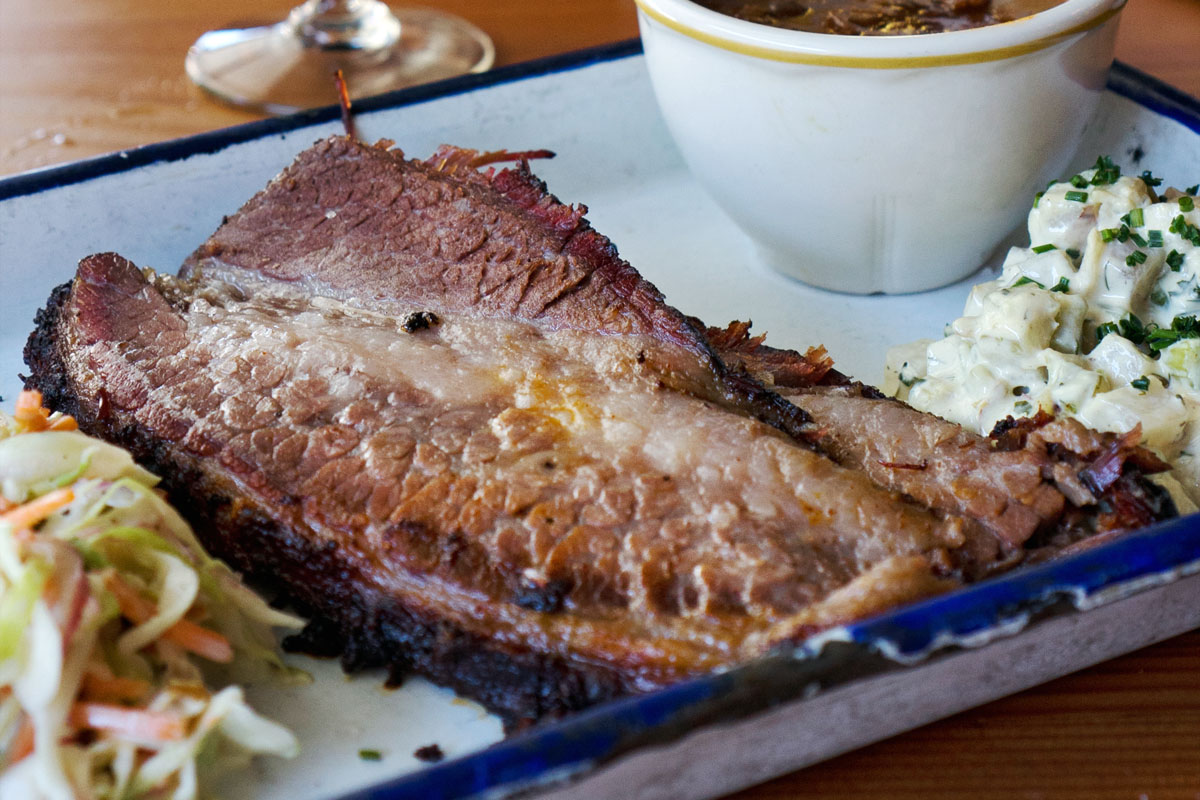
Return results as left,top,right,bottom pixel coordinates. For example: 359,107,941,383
886,165,1200,510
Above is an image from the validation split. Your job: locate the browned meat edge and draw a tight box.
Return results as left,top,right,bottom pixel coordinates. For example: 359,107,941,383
24,283,628,728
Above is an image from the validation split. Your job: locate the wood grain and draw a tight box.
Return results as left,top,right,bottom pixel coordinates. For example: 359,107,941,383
1,2,1197,799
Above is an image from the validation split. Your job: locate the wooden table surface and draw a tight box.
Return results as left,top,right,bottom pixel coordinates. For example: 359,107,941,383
2,1,1198,798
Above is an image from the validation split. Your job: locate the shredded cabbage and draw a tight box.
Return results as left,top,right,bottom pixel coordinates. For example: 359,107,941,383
0,392,304,799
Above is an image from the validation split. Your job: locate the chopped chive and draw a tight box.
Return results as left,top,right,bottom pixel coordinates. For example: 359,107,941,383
1181,196,1195,212
359,749,384,761
1130,376,1150,391
1064,190,1088,203
1147,315,1200,350
1147,230,1164,248
1129,231,1148,247
1105,224,1132,243
1050,277,1071,293
1186,184,1199,195
1122,208,1145,227
1070,174,1089,189
1167,250,1184,271
1150,288,1168,306
1139,170,1162,188
1031,243,1057,254
1033,191,1044,208
1013,276,1045,289
1100,227,1119,242
1097,314,1149,345
1089,156,1121,185
1120,313,1147,344
1126,250,1148,266
1170,214,1200,245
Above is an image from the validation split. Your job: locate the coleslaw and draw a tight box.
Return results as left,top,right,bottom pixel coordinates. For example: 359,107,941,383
0,391,304,800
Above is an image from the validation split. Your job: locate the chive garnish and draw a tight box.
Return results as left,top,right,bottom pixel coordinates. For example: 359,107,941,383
1122,208,1145,228
1013,276,1045,289
1064,190,1088,203
1089,156,1121,185
1147,315,1200,351
1186,184,1199,195
1129,231,1148,248
1170,214,1200,245
1166,250,1184,271
1126,250,1147,267
1130,376,1150,391
1098,314,1150,345
1139,170,1162,188
1181,196,1195,213
1033,191,1044,208
359,749,383,761
1050,277,1070,293
1120,313,1148,344
1101,225,1131,243
1150,288,1168,306
1147,230,1164,248
1031,243,1057,254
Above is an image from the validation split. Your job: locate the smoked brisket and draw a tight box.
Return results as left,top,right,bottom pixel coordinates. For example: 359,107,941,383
23,137,1175,726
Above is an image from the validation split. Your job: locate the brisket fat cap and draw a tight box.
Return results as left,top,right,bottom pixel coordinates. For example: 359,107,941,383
24,136,1175,724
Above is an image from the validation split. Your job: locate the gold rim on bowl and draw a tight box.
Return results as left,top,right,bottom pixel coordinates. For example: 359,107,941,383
634,0,1125,68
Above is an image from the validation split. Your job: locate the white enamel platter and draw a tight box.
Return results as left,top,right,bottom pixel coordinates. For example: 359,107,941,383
1,42,1198,800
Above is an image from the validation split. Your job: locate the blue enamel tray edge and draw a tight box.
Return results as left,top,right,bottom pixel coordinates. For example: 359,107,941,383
2,40,1197,800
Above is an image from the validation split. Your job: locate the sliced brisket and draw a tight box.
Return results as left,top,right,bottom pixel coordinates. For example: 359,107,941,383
23,137,1175,726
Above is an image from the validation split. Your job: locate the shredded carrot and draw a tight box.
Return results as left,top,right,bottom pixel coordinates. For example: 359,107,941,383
70,703,187,742
7,715,35,764
0,487,75,530
47,414,78,432
106,575,234,664
13,390,51,432
81,672,154,705
10,389,77,434
164,621,234,663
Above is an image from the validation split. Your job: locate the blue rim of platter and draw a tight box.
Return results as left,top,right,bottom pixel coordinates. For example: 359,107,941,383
2,37,1198,800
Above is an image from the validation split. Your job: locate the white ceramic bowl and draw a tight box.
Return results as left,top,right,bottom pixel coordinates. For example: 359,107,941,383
636,0,1126,294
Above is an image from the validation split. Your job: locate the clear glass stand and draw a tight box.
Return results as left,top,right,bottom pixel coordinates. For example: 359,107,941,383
186,1,494,114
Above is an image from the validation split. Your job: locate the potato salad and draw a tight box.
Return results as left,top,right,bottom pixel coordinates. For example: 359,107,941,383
887,158,1199,511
